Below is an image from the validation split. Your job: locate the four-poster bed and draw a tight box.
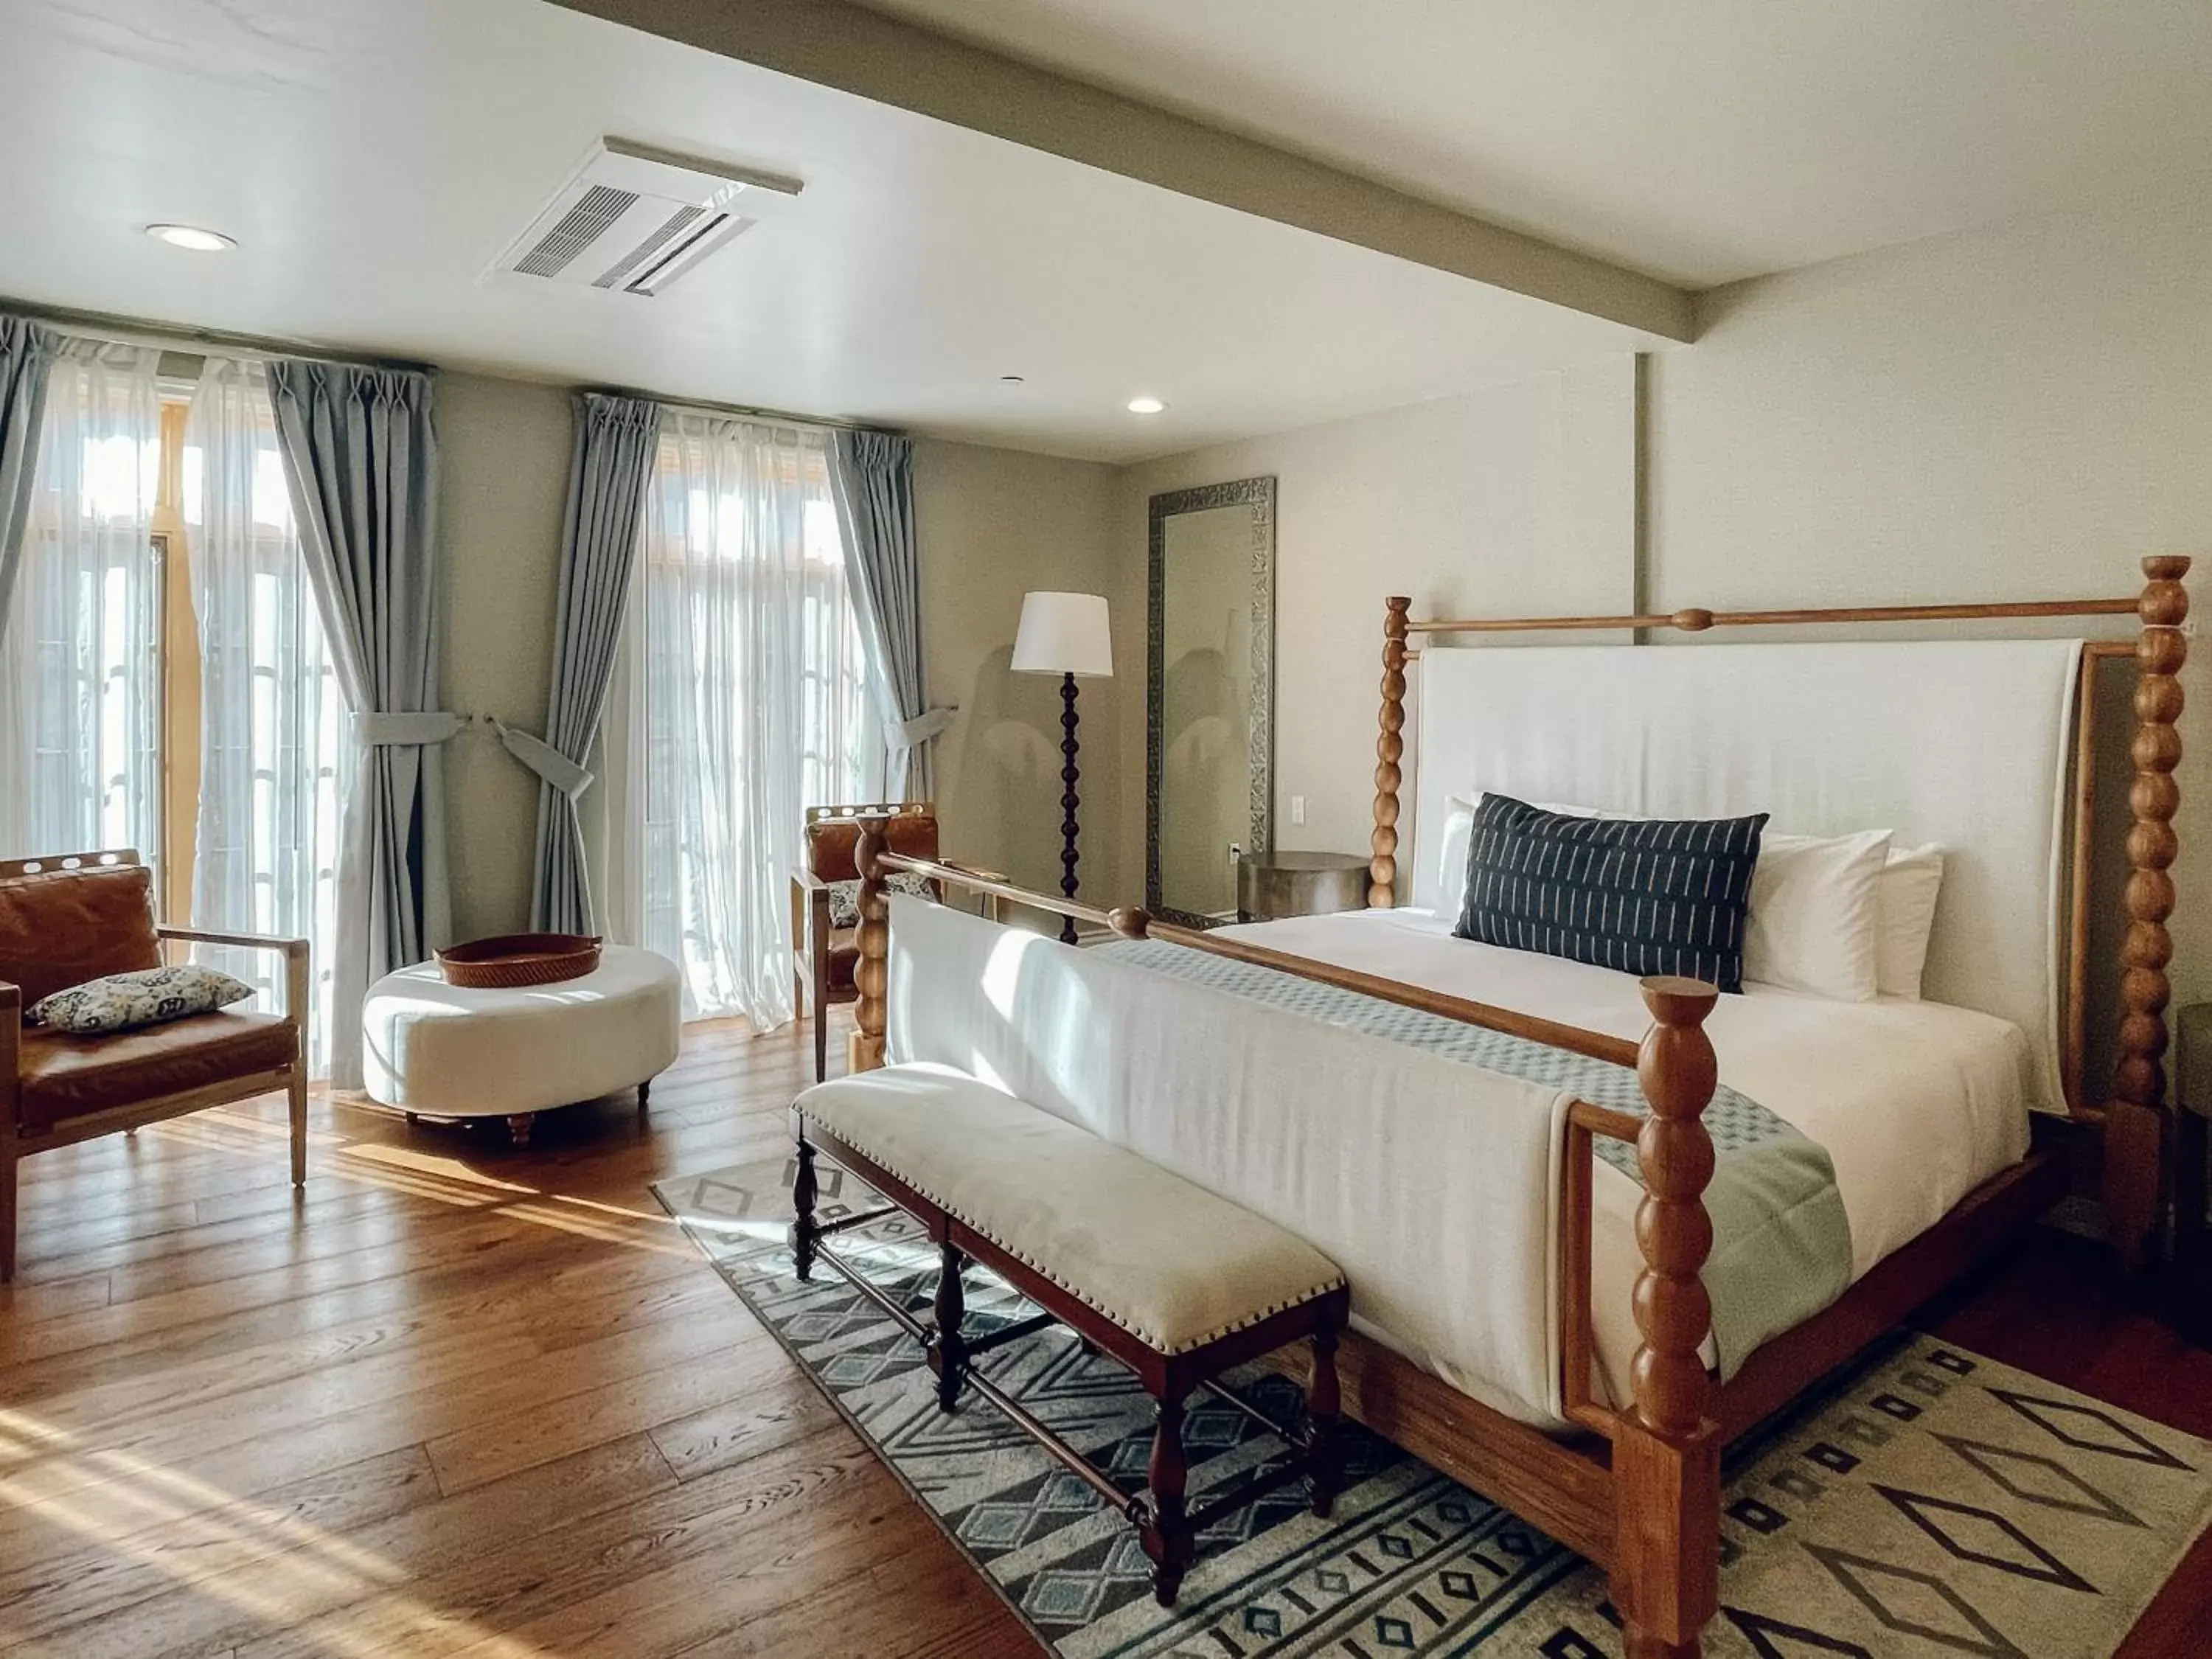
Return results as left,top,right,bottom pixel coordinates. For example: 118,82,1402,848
821,554,2187,1658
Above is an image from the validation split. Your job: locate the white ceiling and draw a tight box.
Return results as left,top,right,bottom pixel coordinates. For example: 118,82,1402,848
10,2,2208,462
861,0,2212,288
0,0,1654,463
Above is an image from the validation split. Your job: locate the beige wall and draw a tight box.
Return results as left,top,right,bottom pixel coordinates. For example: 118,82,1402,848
437,372,574,943
428,385,1127,939
1115,359,1638,879
1646,198,2212,1011
911,437,1129,901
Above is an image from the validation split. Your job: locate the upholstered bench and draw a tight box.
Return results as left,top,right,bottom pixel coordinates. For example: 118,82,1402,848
361,945,681,1147
791,1060,1350,1605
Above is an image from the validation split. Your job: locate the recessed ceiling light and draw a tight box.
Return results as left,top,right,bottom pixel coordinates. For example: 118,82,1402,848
146,223,235,252
1126,396,1166,414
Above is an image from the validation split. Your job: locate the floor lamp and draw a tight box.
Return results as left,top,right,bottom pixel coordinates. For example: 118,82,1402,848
1011,591,1113,944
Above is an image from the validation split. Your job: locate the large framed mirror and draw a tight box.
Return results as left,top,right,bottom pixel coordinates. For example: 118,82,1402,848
1147,476,1276,927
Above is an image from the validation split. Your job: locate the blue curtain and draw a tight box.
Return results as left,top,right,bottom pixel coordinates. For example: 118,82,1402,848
0,314,61,643
829,430,948,799
513,391,661,935
267,358,451,1087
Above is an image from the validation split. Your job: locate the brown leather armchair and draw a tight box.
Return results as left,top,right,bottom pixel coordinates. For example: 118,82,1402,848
1,849,309,1282
790,803,941,1084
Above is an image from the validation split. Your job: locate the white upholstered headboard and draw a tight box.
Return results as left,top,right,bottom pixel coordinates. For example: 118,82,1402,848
1409,639,2084,1112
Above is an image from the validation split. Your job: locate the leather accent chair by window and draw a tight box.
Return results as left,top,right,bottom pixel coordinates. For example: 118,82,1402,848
790,803,942,1085
1,849,309,1281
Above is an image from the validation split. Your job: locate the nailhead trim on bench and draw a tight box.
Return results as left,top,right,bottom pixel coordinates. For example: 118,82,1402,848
797,1108,1348,1354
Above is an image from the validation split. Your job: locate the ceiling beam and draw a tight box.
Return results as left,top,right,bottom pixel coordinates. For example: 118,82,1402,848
543,0,1697,342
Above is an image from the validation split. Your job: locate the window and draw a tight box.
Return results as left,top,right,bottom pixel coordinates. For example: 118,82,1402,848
0,347,349,1073
179,358,352,1070
0,343,165,876
619,412,883,1023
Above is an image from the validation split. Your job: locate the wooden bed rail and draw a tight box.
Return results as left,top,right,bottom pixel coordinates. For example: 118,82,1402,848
1400,595,2140,636
868,845,1642,1069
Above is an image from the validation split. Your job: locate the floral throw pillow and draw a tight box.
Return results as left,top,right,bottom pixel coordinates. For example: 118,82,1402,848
27,964,256,1035
827,873,936,930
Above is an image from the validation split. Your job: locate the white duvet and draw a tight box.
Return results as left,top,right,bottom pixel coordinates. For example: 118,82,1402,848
883,897,2033,1429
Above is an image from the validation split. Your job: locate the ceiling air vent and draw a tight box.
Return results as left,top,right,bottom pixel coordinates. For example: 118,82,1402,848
492,139,803,299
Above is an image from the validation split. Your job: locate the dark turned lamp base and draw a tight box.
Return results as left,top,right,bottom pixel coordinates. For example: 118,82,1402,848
1058,672,1081,945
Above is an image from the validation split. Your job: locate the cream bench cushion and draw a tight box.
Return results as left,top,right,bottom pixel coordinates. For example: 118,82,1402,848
795,1061,1346,1354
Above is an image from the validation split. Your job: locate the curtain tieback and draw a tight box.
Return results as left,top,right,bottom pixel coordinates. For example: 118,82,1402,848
892,707,957,748
493,720,594,801
357,712,466,746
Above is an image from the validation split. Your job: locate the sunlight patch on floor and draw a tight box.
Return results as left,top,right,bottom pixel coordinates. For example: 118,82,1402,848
0,1406,557,1657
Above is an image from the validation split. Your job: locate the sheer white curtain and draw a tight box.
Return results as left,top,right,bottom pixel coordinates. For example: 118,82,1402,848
184,357,353,1074
605,413,883,1024
0,341,164,868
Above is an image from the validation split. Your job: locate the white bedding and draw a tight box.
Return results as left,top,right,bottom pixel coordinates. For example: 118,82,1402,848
1222,907,2034,1406
883,896,2034,1430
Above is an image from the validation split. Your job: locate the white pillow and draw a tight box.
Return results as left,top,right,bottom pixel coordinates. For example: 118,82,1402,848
1436,795,1478,914
1436,793,1620,914
1874,844,1946,1000
1742,829,1893,1001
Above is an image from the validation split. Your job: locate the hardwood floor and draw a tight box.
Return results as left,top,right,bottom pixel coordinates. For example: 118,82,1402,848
0,1011,2205,1657
0,1012,1028,1659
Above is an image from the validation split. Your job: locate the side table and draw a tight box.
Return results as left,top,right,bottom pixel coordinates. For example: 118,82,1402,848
1236,850,1370,923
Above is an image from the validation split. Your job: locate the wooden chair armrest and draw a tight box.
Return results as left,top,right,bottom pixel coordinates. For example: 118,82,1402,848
158,925,310,959
791,872,835,961
157,928,311,1026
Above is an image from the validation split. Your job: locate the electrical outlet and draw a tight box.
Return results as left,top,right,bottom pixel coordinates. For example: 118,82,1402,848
1290,795,1307,825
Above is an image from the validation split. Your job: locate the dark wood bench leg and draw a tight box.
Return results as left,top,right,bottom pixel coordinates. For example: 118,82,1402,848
1143,1393,1193,1606
1307,1326,1343,1518
932,1240,968,1413
790,1135,819,1281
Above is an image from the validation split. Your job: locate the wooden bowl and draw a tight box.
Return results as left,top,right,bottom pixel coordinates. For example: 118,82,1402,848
436,933,602,990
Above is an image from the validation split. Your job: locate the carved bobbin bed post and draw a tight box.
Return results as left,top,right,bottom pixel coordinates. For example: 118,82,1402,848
1613,976,1722,1659
2107,555,2191,1278
849,814,891,1075
1371,597,1412,908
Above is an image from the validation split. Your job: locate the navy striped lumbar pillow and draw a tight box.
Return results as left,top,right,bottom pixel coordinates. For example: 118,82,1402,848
1452,794,1769,992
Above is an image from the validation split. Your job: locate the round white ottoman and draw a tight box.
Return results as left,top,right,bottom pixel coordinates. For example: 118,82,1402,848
363,945,682,1147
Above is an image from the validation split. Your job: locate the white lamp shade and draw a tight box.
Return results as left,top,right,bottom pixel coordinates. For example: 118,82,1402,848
1010,591,1113,678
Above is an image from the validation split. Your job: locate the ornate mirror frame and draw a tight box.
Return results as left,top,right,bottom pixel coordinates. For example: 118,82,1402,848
1146,476,1276,928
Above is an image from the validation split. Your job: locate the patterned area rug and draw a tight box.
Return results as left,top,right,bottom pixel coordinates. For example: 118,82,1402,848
654,1157,2212,1658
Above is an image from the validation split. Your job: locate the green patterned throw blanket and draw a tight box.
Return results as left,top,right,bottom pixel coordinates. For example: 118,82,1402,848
1097,938,1854,1377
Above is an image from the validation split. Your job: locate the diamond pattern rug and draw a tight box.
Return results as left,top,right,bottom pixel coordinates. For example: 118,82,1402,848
655,1158,2212,1657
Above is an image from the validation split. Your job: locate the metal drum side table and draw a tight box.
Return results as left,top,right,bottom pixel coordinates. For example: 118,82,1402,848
1236,850,1370,923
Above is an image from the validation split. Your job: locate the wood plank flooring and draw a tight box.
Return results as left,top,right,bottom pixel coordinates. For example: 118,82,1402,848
0,1014,1026,1658
0,1010,2204,1657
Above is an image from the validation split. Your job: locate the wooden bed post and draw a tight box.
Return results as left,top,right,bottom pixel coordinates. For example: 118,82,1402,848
1371,596,1411,908
850,814,891,1075
1614,976,1722,1659
2107,554,2191,1276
